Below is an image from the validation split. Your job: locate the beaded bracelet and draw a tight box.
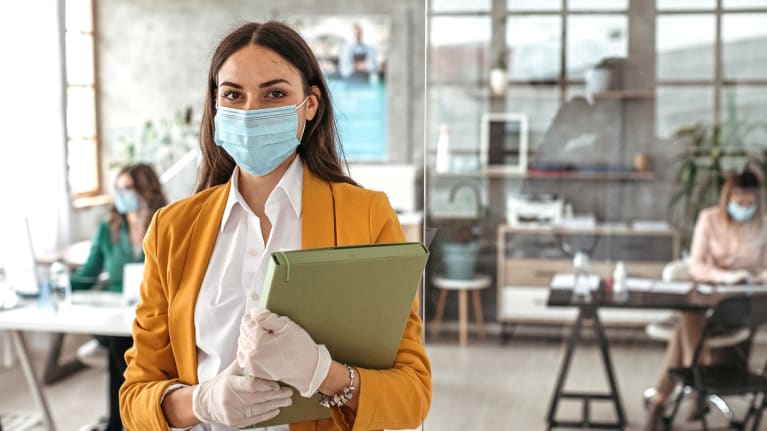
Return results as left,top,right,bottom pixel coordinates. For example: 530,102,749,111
318,365,356,408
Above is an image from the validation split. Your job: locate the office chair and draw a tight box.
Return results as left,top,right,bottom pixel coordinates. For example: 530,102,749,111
643,259,750,422
662,295,767,431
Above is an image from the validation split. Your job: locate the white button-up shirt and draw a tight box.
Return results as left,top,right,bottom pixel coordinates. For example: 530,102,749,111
185,157,303,431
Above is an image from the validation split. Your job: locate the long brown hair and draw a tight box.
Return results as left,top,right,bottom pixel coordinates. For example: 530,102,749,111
718,168,764,225
109,163,167,241
195,21,356,192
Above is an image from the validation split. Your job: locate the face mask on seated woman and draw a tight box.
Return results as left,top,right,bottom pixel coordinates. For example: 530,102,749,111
727,201,757,222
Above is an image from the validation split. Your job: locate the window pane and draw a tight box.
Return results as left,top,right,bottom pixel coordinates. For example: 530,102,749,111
656,86,714,138
65,0,92,32
567,15,628,80
431,0,491,12
720,86,767,150
724,0,767,8
657,0,716,10
505,86,560,153
507,0,560,11
506,16,561,81
67,87,97,139
65,33,94,85
430,17,491,83
428,86,486,172
569,0,628,11
67,138,99,194
722,14,767,80
657,15,715,81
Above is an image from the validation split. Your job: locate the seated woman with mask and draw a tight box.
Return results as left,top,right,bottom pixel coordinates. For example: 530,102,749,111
73,163,167,431
644,168,767,431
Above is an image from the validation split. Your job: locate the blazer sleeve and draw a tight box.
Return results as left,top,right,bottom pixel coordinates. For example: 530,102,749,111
119,209,183,430
329,192,432,431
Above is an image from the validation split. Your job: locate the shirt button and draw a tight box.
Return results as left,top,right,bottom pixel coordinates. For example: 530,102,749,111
248,249,258,256
251,292,260,301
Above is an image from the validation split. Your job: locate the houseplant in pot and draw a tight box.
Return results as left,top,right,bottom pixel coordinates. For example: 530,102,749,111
440,218,482,280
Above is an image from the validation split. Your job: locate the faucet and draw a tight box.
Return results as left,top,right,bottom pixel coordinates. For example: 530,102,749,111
448,181,484,219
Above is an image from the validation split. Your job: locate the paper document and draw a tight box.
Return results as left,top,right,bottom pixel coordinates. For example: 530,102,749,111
550,273,600,291
697,284,767,294
625,278,692,295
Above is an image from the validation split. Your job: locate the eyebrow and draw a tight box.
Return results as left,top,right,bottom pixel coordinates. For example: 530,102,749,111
218,79,292,89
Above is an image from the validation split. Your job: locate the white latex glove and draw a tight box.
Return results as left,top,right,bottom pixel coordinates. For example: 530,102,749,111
720,269,751,285
237,309,332,398
192,359,293,427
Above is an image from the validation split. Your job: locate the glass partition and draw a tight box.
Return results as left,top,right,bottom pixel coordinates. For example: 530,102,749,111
425,0,767,429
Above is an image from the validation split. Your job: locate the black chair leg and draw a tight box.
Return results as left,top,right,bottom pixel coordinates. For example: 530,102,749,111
664,385,686,431
750,393,767,431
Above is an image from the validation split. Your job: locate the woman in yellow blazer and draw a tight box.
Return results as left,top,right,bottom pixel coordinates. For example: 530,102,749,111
119,21,431,431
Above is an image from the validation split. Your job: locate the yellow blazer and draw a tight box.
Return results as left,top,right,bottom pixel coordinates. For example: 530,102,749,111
119,166,431,431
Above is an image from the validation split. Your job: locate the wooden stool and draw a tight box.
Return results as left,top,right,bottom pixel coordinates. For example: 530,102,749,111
431,274,491,346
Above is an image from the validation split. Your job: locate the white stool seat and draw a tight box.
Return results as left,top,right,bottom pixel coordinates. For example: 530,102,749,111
431,274,491,346
433,274,491,291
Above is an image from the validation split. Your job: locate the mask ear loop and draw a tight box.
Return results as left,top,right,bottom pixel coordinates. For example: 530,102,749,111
296,96,310,142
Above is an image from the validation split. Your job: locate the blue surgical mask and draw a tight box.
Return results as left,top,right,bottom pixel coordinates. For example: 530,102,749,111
727,201,757,222
214,98,308,176
115,189,139,214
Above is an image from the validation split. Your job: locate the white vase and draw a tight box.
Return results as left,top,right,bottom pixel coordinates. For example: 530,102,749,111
584,68,611,96
489,68,508,95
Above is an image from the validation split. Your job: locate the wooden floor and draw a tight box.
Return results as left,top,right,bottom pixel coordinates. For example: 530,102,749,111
1,330,766,430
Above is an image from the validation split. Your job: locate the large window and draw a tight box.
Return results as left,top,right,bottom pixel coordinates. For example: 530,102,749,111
656,0,767,143
65,0,101,199
428,1,630,168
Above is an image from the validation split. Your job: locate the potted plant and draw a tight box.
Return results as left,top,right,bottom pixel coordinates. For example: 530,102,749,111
668,120,767,249
584,57,626,100
438,218,481,280
489,49,508,96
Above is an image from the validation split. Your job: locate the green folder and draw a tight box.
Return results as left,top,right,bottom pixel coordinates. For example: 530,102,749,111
247,242,429,428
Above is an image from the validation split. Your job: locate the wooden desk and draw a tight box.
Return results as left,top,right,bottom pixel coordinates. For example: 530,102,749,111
0,296,133,431
545,280,767,430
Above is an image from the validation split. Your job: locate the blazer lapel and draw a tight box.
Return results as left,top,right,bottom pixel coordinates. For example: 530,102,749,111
170,182,230,384
301,166,337,249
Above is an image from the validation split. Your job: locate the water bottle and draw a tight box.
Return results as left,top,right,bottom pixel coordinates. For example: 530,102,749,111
612,261,629,303
48,259,72,310
571,251,592,303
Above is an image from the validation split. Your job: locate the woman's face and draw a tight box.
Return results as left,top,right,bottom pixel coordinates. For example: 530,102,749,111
216,44,320,139
115,173,134,193
730,189,757,209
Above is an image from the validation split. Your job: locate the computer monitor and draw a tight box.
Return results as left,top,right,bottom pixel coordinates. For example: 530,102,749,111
122,262,144,306
1,217,41,296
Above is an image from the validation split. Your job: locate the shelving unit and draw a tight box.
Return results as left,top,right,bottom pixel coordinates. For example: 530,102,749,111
495,223,679,326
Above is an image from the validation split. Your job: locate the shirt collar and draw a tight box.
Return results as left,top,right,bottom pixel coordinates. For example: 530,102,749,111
220,156,304,233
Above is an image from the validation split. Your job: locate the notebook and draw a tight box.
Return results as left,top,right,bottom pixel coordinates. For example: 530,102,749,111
249,242,429,427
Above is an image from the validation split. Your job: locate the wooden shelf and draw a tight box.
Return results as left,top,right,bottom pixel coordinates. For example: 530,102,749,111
434,169,654,181
498,223,678,238
592,90,655,100
524,170,654,181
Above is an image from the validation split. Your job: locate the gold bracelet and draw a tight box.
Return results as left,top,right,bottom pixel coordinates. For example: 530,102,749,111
318,364,356,408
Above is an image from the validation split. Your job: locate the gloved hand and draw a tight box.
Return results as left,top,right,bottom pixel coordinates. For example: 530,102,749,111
237,309,332,397
720,269,751,285
192,359,293,427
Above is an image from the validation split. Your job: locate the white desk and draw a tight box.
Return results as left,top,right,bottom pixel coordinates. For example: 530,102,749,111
0,297,133,431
